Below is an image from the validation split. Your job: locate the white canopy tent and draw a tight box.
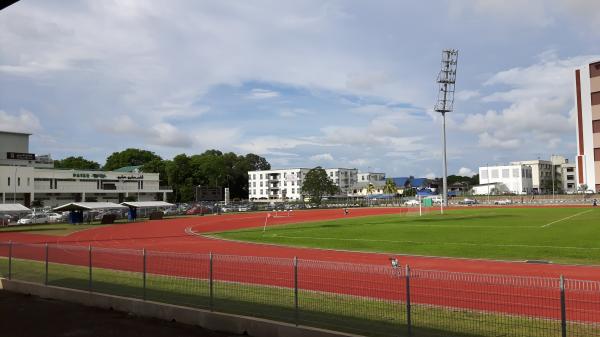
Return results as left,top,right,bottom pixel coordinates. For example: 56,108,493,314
120,201,174,208
53,202,127,212
0,203,31,213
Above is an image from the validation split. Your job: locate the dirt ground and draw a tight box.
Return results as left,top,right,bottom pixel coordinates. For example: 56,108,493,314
0,290,242,337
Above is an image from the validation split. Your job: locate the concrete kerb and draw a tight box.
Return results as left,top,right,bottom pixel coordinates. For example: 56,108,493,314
0,278,362,337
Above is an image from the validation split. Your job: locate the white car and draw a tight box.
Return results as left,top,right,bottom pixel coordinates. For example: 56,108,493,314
17,213,50,225
45,212,65,223
494,199,512,205
404,199,420,206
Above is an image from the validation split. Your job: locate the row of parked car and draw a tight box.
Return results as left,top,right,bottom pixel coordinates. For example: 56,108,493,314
0,211,68,226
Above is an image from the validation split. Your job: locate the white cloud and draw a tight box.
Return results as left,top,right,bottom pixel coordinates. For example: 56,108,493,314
310,153,334,162
99,115,194,148
460,53,600,150
457,167,474,177
0,109,41,133
455,90,480,101
279,108,312,118
246,89,280,99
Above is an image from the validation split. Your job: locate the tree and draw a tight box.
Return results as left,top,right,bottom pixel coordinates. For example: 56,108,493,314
54,156,100,170
383,179,397,195
103,148,162,171
142,158,169,186
244,153,271,171
300,167,339,206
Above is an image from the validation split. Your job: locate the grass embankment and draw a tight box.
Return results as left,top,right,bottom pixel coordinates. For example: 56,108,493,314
0,223,109,236
213,207,600,265
1,257,596,337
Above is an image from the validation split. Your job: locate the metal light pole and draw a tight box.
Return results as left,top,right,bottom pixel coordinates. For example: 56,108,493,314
434,49,458,208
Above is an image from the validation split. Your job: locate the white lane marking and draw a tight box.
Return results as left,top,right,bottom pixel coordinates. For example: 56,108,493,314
267,234,600,251
541,210,593,228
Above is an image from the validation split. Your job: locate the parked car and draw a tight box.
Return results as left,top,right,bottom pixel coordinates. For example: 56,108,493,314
0,214,15,226
459,198,478,205
45,212,65,223
494,199,512,205
404,199,420,206
186,205,212,215
17,213,50,225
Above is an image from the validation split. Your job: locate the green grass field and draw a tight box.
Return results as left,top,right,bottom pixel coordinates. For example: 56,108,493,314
3,257,594,337
213,207,600,265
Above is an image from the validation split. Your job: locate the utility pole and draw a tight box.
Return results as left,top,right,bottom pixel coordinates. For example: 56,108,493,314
434,49,458,208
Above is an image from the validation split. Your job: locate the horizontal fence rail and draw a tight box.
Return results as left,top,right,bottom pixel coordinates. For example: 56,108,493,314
0,241,598,337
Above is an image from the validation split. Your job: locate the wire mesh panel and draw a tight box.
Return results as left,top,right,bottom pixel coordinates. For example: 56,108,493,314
565,279,600,337
410,269,562,337
10,242,46,284
90,247,144,299
297,259,405,337
146,251,210,308
0,242,9,278
212,254,295,323
47,244,90,290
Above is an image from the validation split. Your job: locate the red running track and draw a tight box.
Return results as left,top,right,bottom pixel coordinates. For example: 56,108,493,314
1,207,600,323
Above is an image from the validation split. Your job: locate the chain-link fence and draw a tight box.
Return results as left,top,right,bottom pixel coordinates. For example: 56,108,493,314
0,241,598,337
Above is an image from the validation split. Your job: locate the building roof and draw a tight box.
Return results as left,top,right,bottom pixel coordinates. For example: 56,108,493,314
53,202,127,212
0,130,31,136
0,203,31,213
121,201,174,208
113,165,142,172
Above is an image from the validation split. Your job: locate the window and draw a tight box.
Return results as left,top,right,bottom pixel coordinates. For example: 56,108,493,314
252,182,256,187
292,188,295,193
260,189,263,194
260,182,263,187
252,174,255,179
260,174,263,179
593,120,600,133
27,177,30,186
480,170,488,179
502,169,509,178
595,148,600,161
592,92,600,106
491,169,499,179
291,181,295,186
512,168,520,177
7,177,10,186
17,177,20,186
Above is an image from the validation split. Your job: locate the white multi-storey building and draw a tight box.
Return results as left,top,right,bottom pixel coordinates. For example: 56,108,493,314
509,160,553,194
357,172,385,183
248,167,359,201
0,131,172,207
478,164,533,195
574,60,600,192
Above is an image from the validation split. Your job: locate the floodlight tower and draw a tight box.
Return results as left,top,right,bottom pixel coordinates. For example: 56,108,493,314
434,49,458,208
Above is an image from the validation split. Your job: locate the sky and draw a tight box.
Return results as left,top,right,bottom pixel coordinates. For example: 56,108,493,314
1,1,599,178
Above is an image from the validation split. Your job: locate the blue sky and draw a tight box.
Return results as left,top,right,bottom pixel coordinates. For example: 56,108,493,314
1,1,599,177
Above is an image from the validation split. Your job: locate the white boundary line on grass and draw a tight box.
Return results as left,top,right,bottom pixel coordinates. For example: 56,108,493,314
265,234,600,251
541,210,593,228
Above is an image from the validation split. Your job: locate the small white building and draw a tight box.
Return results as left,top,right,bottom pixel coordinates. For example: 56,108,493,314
478,164,533,195
357,172,386,183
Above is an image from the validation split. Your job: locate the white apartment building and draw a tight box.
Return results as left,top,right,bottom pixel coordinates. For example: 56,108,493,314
478,164,533,195
248,168,310,201
551,155,577,194
574,60,600,192
0,131,172,207
248,167,358,201
510,160,553,194
357,172,385,183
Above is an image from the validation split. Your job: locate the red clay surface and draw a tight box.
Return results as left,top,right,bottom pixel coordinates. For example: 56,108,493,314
1,206,599,323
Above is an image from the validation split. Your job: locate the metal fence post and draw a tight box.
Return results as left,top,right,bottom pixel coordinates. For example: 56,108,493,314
406,265,412,337
142,248,146,300
8,241,12,280
209,252,214,311
88,245,92,292
560,275,567,337
294,256,299,326
44,243,49,285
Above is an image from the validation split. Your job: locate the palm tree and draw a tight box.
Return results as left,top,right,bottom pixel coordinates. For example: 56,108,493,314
383,179,397,195
366,183,375,206
383,179,397,206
